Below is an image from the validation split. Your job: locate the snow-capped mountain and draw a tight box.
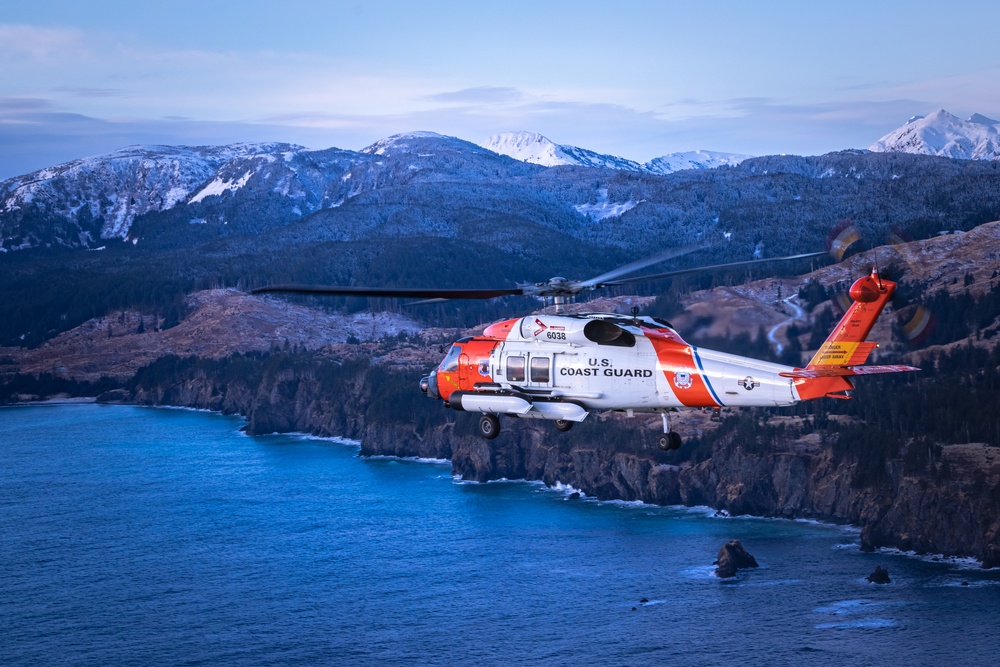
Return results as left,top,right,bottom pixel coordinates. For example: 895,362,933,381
480,132,644,171
869,109,1000,160
481,131,749,174
644,150,750,174
360,131,496,159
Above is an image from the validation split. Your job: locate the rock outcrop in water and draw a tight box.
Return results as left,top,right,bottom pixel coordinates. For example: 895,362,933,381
866,566,891,584
714,540,760,578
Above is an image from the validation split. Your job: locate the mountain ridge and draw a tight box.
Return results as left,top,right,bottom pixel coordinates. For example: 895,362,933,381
0,130,753,250
6,112,1000,252
481,130,750,173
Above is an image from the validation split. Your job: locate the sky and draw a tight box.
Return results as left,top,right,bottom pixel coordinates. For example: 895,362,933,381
2,0,1000,179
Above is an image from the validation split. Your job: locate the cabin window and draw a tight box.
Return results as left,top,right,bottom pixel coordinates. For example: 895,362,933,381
530,356,550,383
506,356,525,382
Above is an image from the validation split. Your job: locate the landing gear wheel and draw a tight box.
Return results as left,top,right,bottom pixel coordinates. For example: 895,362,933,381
478,413,501,440
554,419,574,433
658,431,683,451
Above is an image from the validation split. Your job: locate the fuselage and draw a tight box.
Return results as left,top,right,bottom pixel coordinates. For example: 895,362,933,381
423,312,802,423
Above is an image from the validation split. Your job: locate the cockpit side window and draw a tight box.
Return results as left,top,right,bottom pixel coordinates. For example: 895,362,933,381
440,345,463,372
583,319,636,347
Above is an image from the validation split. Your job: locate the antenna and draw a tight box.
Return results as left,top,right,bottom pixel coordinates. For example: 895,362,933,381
873,248,884,289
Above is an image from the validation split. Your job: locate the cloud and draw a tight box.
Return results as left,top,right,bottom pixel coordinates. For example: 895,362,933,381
425,87,524,105
0,24,85,60
0,108,389,179
0,93,919,181
257,112,383,131
0,97,55,113
53,86,127,98
865,67,1000,118
631,96,940,155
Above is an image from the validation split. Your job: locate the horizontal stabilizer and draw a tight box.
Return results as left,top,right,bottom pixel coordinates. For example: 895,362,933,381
781,365,920,379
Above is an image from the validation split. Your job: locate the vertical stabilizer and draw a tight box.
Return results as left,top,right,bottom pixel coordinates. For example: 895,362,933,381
791,268,896,400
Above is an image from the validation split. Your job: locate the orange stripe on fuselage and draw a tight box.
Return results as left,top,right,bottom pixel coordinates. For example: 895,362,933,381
646,330,720,408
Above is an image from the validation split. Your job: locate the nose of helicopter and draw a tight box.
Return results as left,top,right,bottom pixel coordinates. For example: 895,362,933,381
419,372,439,400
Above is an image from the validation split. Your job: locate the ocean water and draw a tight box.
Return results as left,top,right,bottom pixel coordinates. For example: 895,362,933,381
1,404,998,666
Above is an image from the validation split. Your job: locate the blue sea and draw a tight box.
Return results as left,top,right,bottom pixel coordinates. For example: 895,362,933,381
2,404,998,666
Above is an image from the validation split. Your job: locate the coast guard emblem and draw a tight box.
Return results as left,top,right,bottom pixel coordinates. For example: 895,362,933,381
673,371,693,389
738,376,760,391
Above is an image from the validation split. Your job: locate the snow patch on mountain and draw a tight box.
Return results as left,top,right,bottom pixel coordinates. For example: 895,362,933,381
190,170,255,204
870,109,1000,160
575,188,639,221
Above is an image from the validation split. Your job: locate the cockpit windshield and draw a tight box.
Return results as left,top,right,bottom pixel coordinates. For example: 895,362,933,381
439,344,463,372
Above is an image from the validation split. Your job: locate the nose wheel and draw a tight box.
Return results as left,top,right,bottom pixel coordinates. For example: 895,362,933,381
478,413,501,440
554,419,574,433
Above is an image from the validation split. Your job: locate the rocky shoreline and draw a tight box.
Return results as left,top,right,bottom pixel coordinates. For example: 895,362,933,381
95,353,999,569
4,275,999,569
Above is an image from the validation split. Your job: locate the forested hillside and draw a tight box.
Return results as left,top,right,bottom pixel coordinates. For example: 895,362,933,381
4,139,1000,348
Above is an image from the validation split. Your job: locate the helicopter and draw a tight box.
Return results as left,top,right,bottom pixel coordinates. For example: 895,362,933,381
253,249,918,448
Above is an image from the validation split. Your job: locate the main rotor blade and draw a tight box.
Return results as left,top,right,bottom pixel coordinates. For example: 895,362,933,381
576,244,707,289
251,284,524,299
605,251,829,286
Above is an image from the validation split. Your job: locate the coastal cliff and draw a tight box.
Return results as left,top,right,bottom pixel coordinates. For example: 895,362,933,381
121,352,1000,568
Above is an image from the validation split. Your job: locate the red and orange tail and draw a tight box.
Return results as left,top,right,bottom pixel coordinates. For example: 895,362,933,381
782,268,919,400
808,268,894,369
